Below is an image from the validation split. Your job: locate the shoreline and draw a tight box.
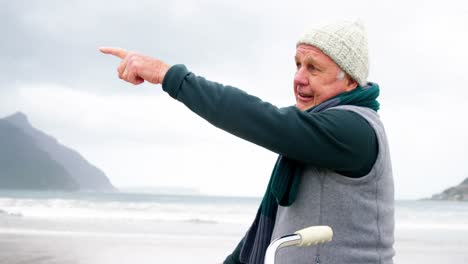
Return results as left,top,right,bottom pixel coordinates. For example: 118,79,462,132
1,225,468,264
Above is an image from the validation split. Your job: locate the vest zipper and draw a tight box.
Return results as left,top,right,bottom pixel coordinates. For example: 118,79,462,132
315,174,325,264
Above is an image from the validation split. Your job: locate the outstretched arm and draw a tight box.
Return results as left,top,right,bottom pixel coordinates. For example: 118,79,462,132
162,65,377,177
100,49,377,177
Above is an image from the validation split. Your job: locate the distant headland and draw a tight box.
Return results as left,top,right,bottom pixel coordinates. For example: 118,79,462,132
0,112,115,191
430,178,468,201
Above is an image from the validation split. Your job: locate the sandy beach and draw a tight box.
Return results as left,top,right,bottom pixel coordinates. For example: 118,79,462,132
1,219,468,264
0,219,243,264
0,232,238,264
394,227,468,263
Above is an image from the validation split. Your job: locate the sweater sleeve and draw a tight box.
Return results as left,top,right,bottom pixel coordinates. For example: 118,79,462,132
162,64,377,177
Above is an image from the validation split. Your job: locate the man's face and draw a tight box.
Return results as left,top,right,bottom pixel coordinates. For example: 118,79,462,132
294,44,357,111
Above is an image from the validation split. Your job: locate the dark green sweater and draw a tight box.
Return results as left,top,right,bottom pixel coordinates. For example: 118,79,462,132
162,64,377,177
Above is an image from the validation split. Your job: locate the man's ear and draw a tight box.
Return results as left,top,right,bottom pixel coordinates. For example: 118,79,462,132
345,76,358,91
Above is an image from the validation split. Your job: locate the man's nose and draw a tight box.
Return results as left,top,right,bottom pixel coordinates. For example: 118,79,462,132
294,68,308,85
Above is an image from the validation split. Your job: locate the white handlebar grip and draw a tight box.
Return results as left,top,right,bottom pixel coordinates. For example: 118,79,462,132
294,225,333,247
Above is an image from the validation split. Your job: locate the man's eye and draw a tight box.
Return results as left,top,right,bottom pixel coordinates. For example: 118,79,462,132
307,65,316,71
296,62,301,69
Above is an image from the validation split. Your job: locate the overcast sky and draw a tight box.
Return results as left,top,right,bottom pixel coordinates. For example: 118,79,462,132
1,0,467,199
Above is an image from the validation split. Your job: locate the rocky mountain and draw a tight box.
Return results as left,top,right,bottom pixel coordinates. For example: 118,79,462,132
0,112,115,191
431,178,468,201
0,118,78,190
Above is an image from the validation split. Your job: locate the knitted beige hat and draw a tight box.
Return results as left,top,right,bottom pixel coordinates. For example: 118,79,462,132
297,20,369,86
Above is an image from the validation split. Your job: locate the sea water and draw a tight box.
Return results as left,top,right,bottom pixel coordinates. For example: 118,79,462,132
0,191,467,263
2,191,468,232
0,191,259,224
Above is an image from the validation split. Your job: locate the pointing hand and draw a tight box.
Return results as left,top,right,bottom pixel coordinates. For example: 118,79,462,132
99,47,170,85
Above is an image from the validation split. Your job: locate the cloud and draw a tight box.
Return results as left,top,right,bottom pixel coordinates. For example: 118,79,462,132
382,87,468,199
1,0,275,93
7,83,212,143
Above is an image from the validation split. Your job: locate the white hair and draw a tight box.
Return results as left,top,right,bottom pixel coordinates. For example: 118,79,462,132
336,69,345,81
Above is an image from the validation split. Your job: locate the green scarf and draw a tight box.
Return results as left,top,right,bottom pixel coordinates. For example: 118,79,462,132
225,83,380,264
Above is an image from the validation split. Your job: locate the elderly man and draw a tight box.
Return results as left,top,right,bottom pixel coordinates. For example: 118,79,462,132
101,20,394,264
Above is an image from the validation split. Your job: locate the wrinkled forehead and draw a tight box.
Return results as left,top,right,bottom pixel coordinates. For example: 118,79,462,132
295,44,337,66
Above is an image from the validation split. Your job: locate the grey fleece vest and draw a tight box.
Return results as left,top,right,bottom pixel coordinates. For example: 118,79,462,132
271,105,395,264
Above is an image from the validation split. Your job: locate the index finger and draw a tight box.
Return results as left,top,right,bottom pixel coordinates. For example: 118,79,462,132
99,47,129,59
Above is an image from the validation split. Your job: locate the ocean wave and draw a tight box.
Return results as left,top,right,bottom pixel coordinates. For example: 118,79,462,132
185,218,218,224
0,208,23,217
0,228,226,239
0,197,254,224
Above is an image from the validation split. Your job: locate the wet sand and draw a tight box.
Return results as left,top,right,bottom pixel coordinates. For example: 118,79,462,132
1,217,467,263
